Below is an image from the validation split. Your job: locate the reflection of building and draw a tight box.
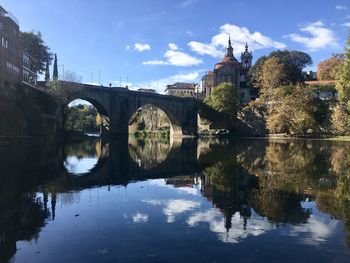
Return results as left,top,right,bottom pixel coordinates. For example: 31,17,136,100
165,176,197,188
204,38,257,103
165,82,196,97
0,5,21,89
201,170,256,231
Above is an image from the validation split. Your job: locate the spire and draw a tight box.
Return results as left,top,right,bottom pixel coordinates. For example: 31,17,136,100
53,53,58,81
226,36,233,57
245,42,248,53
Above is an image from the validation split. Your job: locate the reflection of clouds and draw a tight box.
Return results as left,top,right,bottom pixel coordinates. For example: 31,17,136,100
64,156,98,175
175,187,199,195
142,200,162,206
148,179,200,196
148,179,167,186
289,215,339,245
143,199,200,223
187,209,274,243
164,200,200,223
132,213,149,223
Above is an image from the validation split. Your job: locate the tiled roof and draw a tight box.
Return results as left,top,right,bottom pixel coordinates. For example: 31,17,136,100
165,82,196,91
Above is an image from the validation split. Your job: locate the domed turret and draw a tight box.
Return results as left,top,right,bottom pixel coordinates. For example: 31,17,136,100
214,37,240,70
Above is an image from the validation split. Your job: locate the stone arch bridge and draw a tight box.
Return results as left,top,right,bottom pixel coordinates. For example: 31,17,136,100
52,81,199,137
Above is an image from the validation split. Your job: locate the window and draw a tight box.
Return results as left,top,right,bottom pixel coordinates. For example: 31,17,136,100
1,37,8,48
6,61,20,74
23,54,30,69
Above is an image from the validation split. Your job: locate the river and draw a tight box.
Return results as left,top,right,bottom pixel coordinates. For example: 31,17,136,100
1,137,350,262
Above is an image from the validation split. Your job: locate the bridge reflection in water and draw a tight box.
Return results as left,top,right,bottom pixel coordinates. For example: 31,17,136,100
1,138,350,262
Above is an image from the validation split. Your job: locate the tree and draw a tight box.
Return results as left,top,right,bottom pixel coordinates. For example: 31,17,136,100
53,54,58,80
19,31,53,74
61,70,82,83
255,57,287,98
336,36,350,107
269,50,312,82
248,55,267,90
64,104,100,133
331,104,350,135
251,50,312,92
204,82,239,117
44,61,50,81
317,54,343,80
266,85,317,135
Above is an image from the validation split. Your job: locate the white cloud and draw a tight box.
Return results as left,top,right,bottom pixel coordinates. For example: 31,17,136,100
285,21,338,51
187,30,194,36
341,22,350,27
168,43,179,50
188,23,286,58
132,213,149,223
143,60,167,65
181,0,200,7
336,5,348,10
163,199,200,223
143,43,202,67
188,41,224,58
165,49,202,66
134,43,151,52
170,71,199,82
125,45,130,50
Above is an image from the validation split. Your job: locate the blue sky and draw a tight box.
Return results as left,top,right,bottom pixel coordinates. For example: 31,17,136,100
2,0,350,92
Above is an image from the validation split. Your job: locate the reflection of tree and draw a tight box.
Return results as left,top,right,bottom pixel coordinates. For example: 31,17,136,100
202,160,256,231
236,140,350,242
263,141,333,192
237,140,333,224
0,193,49,263
64,139,101,160
250,189,310,224
316,169,350,246
128,138,171,169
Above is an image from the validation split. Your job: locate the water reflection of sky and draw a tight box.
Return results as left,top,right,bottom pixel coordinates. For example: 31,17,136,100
12,179,350,263
64,156,98,175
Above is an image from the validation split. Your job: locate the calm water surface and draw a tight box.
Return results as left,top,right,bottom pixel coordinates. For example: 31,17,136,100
1,137,350,262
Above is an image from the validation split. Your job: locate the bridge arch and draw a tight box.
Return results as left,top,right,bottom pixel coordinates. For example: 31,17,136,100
63,97,110,136
128,102,183,137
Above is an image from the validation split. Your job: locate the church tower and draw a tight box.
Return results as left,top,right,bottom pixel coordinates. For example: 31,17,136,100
240,43,252,69
213,37,240,88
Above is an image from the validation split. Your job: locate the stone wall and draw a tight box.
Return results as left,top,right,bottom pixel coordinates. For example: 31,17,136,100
0,83,60,140
234,103,267,136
